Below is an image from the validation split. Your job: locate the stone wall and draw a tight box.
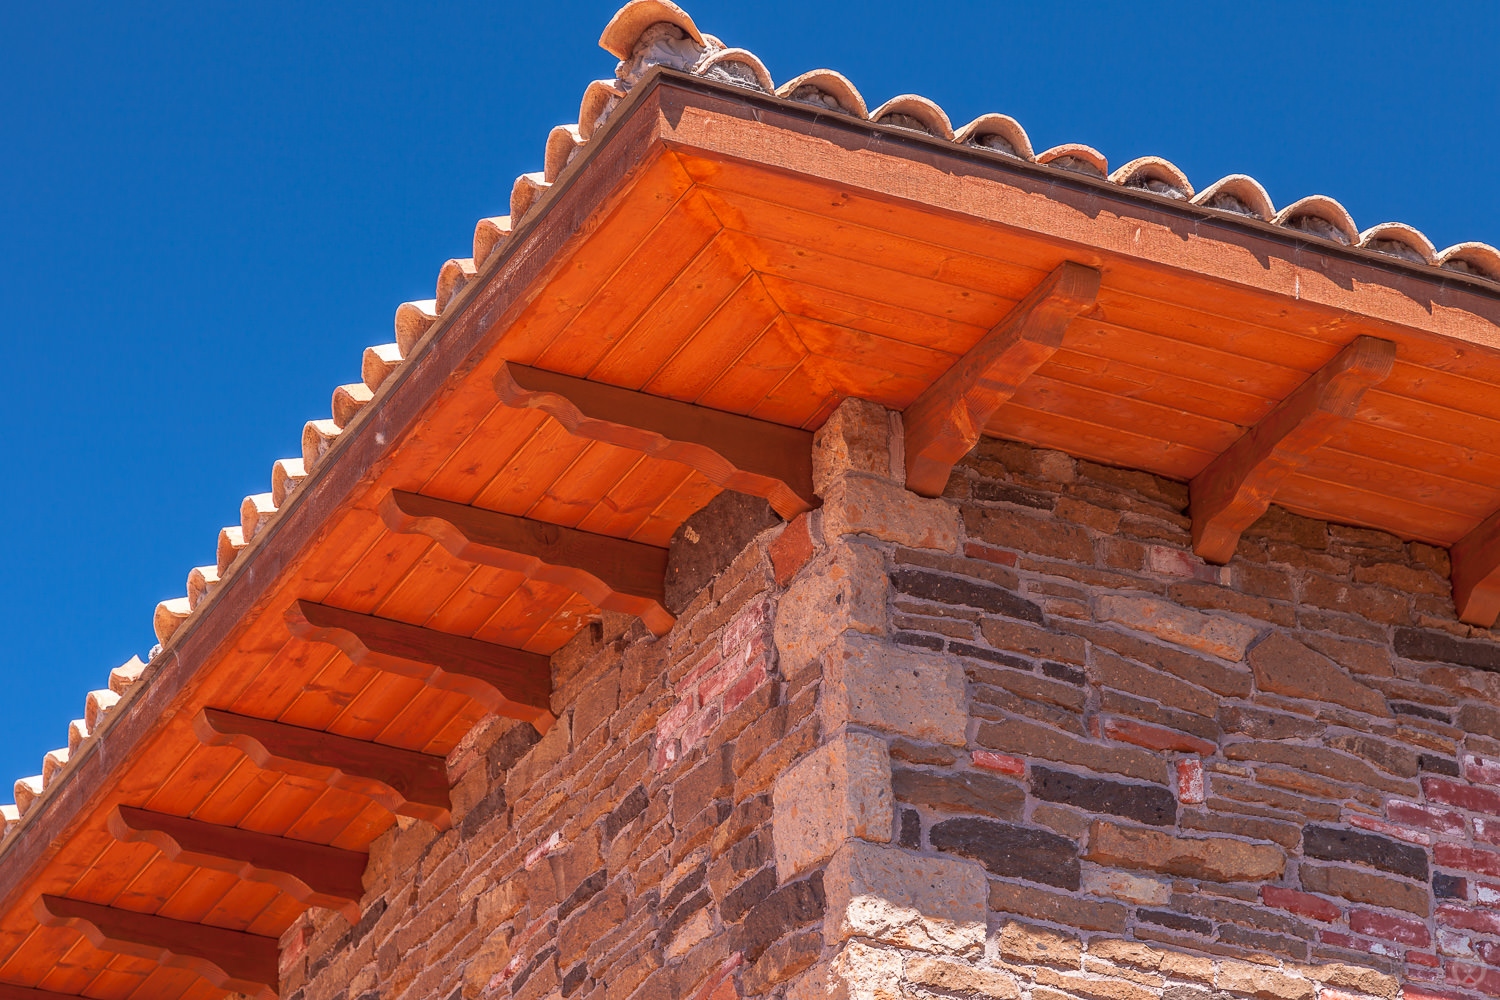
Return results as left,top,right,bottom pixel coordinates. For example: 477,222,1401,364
280,399,1500,1000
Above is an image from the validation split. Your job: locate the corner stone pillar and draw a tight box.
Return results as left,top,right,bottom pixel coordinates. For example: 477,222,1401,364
770,398,988,1000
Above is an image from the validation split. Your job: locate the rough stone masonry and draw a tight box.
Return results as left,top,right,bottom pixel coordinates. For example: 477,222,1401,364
277,398,1500,1000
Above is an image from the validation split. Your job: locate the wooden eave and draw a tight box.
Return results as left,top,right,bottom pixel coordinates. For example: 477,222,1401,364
4,68,1500,998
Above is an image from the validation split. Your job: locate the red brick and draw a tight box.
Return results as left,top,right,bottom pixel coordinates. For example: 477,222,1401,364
721,598,772,657
770,515,815,587
658,695,696,739
680,705,722,749
679,650,720,697
1318,930,1399,958
1349,909,1430,947
964,541,1019,567
1447,963,1500,996
1476,818,1500,847
1145,545,1225,583
723,657,769,715
1351,811,1431,846
1436,844,1500,878
1177,759,1205,805
1262,886,1341,923
699,646,753,705
1407,951,1442,968
971,750,1025,776
1424,777,1500,815
1437,903,1500,935
1097,716,1217,755
1465,754,1500,786
1388,800,1468,838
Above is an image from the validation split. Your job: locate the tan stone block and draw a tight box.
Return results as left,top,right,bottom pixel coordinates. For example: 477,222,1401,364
1084,820,1285,882
775,542,888,678
1080,868,1172,906
774,733,893,880
1216,959,1314,1000
824,635,968,746
829,939,907,1000
1296,962,1399,1000
1035,968,1158,1000
823,475,961,552
994,921,1082,969
1247,631,1390,717
904,954,1020,999
461,930,512,999
1087,938,1167,971
824,841,987,954
1157,950,1216,985
813,398,900,492
1094,595,1260,661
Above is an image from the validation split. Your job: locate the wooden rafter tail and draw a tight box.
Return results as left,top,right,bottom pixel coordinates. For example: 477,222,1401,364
1452,507,1500,626
34,894,278,1000
903,261,1102,497
192,707,453,829
108,805,367,923
494,362,817,519
1190,335,1398,563
380,490,675,636
283,600,556,730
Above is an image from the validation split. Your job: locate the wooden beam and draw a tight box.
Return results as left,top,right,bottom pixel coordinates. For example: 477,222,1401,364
193,708,452,829
494,362,816,519
284,599,555,730
1453,508,1500,626
1190,335,1398,563
380,489,674,635
903,261,1102,496
33,895,277,1000
108,805,366,922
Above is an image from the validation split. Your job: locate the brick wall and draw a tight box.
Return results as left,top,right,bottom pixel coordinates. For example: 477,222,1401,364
282,399,1500,1000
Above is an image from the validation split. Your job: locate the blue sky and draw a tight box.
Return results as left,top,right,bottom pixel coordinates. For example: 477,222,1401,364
1,1,1495,788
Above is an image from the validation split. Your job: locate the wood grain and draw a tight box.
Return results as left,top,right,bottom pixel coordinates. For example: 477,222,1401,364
33,896,277,1000
284,598,554,731
192,709,452,829
1453,507,1500,626
904,262,1101,496
494,362,816,518
107,806,366,923
1190,336,1398,562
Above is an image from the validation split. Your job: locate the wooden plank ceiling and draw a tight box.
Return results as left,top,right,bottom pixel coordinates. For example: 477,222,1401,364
1,59,1500,1000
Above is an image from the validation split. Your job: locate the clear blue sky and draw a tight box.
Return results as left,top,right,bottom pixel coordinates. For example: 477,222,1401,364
1,1,1495,788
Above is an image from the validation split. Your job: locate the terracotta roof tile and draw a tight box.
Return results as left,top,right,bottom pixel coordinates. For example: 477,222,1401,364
108,656,146,695
1110,156,1194,200
1192,173,1275,220
776,69,868,117
699,47,774,92
955,113,1034,159
1036,143,1109,177
13,778,42,816
1273,194,1360,245
186,565,218,610
870,95,955,140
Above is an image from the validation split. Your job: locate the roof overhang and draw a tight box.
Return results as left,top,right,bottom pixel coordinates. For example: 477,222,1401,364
4,68,1500,998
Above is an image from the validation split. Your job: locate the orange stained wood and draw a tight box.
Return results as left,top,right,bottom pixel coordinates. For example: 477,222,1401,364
5,70,1500,1000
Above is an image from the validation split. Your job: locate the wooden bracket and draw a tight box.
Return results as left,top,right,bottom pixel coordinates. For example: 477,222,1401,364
494,362,817,519
1190,335,1397,563
34,894,278,1000
1453,508,1500,626
193,708,452,829
903,261,1102,496
108,805,367,922
380,489,674,635
284,599,554,732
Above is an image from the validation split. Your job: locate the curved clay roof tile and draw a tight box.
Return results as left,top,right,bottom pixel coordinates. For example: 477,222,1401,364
598,0,704,59
776,70,868,118
1191,174,1275,221
1274,195,1359,246
13,778,42,816
1358,223,1437,265
271,458,306,507
544,125,585,184
473,217,514,272
955,114,1035,160
870,95,955,140
395,300,439,357
1037,144,1108,178
699,47,775,93
510,173,551,228
1109,156,1194,200
302,419,341,474
362,344,403,394
578,80,627,142
217,525,246,576
67,721,88,755
1437,242,1500,281
109,656,147,696
436,258,478,315
41,750,68,787
187,565,218,610
153,597,191,645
